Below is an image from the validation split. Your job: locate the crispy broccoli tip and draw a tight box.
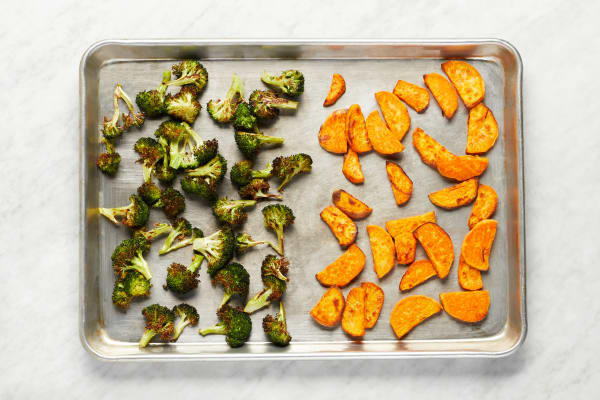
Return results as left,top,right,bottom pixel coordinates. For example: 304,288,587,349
185,153,227,182
139,304,175,347
272,153,313,192
249,90,299,119
198,305,252,348
235,232,276,256
262,254,290,282
192,228,235,277
212,197,257,227
213,262,250,308
262,204,295,256
172,303,199,341
230,160,273,187
261,70,304,97
135,74,169,118
165,90,201,124
207,73,244,123
113,270,152,311
98,194,149,228
154,187,185,219
137,181,162,206
160,219,203,255
97,151,121,176
134,222,173,242
232,102,260,133
239,179,282,201
262,301,291,346
165,252,204,294
234,131,284,159
168,60,208,93
134,137,164,182
111,236,153,280
181,176,218,202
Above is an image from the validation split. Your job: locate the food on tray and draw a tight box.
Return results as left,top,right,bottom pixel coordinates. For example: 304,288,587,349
467,103,498,154
366,110,405,155
239,179,282,201
412,127,446,168
342,149,365,184
97,148,121,176
244,255,290,313
249,89,299,120
154,121,218,170
165,254,204,294
332,189,372,219
180,154,227,203
390,295,442,339
346,104,372,153
234,232,277,256
234,130,285,159
457,254,483,291
98,194,149,228
212,197,256,227
392,80,430,113
468,184,498,229
319,109,348,154
342,287,367,337
272,153,313,191
310,287,345,327
440,290,490,323
111,236,153,280
323,73,346,106
361,282,384,329
233,102,261,134
263,301,292,346
230,160,273,187
367,225,396,279
375,91,411,141
316,244,366,287
134,137,163,185
261,69,305,97
393,232,418,265
423,72,458,119
461,219,498,271
399,259,437,291
199,305,252,348
442,60,485,109
165,89,201,124
158,218,198,255
112,271,151,311
192,228,235,276
213,262,250,308
172,304,199,341
413,222,454,279
262,204,295,255
385,211,436,265
386,161,413,206
428,178,478,209
320,205,358,247
139,304,175,347
155,187,186,219
207,73,244,123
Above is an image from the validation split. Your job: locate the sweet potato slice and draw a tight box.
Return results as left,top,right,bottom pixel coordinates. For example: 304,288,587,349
440,290,490,323
457,254,483,291
315,244,366,287
332,189,372,219
385,211,437,238
390,295,442,339
320,205,358,247
375,91,411,141
393,80,430,113
361,282,384,329
367,225,396,279
399,259,437,292
342,149,365,184
342,287,366,337
468,184,498,229
436,152,488,181
412,128,449,168
442,61,485,109
319,109,348,154
413,222,454,279
346,104,372,153
394,232,417,265
466,103,498,154
310,287,345,327
461,219,497,271
428,178,478,209
423,73,458,119
365,110,404,156
386,161,413,206
323,73,346,107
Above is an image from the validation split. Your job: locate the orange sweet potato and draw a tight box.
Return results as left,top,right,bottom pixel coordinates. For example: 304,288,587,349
310,287,345,327
342,149,365,184
316,244,366,287
412,128,449,168
367,225,396,279
440,290,490,323
323,73,346,107
390,295,442,339
346,104,372,153
399,259,437,292
319,109,348,154
386,161,413,206
428,178,478,209
466,103,498,154
442,61,485,109
341,287,366,337
385,211,437,238
413,222,454,279
332,189,372,219
461,219,497,271
375,91,411,141
423,73,458,119
320,205,358,248
361,282,384,329
394,232,417,265
468,184,498,229
436,152,488,181
365,110,404,156
457,254,483,291
393,80,430,113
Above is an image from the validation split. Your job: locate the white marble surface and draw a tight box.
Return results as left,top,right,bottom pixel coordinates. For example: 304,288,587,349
1,0,599,398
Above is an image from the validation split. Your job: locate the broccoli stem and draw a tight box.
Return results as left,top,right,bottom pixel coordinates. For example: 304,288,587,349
115,84,136,114
275,228,285,256
220,293,232,309
244,288,273,314
189,253,204,273
199,323,227,336
271,100,299,110
139,329,156,348
130,253,152,280
260,136,284,146
98,204,130,225
141,223,173,241
173,319,190,341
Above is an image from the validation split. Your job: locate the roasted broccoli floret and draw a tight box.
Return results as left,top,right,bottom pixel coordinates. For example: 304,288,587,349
115,84,145,128
134,222,173,242
154,187,185,219
262,204,295,255
207,74,244,123
213,262,250,308
153,136,177,184
165,253,204,294
249,90,299,120
180,178,218,203
170,60,208,94
180,154,227,201
192,228,235,276
239,179,282,201
198,305,252,348
244,255,289,314
262,301,291,346
272,153,313,192
235,232,277,256
102,86,124,139
261,70,304,97
139,304,175,348
134,137,164,182
232,102,260,133
172,303,200,341
212,197,256,227
165,90,201,124
137,181,162,206
159,218,204,255
111,236,152,280
136,71,170,118
112,271,151,311
234,131,284,159
97,148,121,176
230,160,273,187
155,121,216,170
98,194,149,228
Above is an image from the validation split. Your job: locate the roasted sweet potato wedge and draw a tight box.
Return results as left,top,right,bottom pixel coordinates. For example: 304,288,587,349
323,73,346,107
316,244,366,287
393,80,430,113
440,290,490,323
361,282,384,329
399,259,437,292
342,149,365,184
457,254,483,291
320,205,358,247
413,222,454,279
342,287,366,337
466,103,498,154
468,184,498,229
385,211,437,238
365,110,404,156
310,287,345,327
428,178,478,209
412,128,449,168
442,61,485,109
390,295,442,339
319,109,348,154
394,232,417,265
346,104,372,153
436,152,488,181
367,225,396,279
375,91,411,141
461,219,497,271
332,189,372,219
423,73,458,119
386,161,413,206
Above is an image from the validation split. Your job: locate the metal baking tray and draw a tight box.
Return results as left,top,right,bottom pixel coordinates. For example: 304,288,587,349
79,39,525,360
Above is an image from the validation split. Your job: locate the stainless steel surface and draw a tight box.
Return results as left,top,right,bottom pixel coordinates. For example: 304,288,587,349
79,39,525,360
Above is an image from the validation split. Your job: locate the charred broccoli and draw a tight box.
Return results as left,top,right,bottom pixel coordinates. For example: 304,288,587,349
170,60,208,94
262,301,291,346
154,187,185,219
180,154,227,202
112,271,151,311
192,228,235,276
97,145,121,176
98,194,149,228
249,90,299,119
135,71,170,118
198,305,252,348
261,70,304,97
139,304,175,348
111,236,152,280
232,102,260,133
172,303,199,341
134,137,164,182
262,204,295,255
165,90,201,124
159,218,203,255
234,131,284,159
153,136,177,184
102,84,145,139
212,197,256,227
272,153,313,192
154,121,218,170
134,222,173,242
212,262,250,308
230,160,273,187
116,84,145,128
137,181,162,206
239,179,282,201
207,74,244,123
165,253,204,294
244,255,290,314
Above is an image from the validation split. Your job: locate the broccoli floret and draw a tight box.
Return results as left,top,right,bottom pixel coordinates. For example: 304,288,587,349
180,177,218,203
181,154,227,198
235,232,277,256
192,228,235,276
207,74,244,123
172,303,199,341
212,197,256,227
111,236,152,280
234,131,284,159
230,160,273,187
98,194,149,228
244,255,289,314
154,187,185,219
239,179,282,201
261,70,304,97
155,121,218,170
135,71,170,118
213,262,250,308
262,204,295,256
134,222,173,242
165,253,204,294
232,102,260,133
272,153,313,192
102,84,133,139
139,304,175,348
165,90,201,124
111,280,131,310
160,218,204,255
152,136,177,184
198,305,252,348
97,150,121,176
134,137,164,182
113,270,153,311
137,181,162,206
115,84,145,128
249,90,299,120
170,60,208,94
262,301,291,346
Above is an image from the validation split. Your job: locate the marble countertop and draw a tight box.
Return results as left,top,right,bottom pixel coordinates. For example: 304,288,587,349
2,0,599,398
